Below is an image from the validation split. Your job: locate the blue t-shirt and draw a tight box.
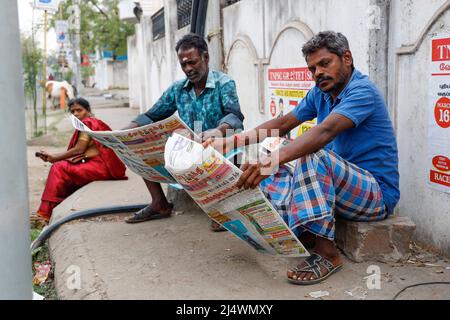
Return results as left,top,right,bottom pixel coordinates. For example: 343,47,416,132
293,69,400,214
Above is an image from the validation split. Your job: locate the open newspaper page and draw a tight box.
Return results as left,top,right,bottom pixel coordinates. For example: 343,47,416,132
70,114,194,183
164,133,309,257
259,136,296,170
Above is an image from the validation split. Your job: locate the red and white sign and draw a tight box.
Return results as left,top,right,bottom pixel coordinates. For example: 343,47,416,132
428,34,450,193
267,67,316,139
431,37,450,75
434,97,450,128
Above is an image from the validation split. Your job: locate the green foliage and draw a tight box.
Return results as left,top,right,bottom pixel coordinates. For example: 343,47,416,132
21,35,43,98
63,68,75,83
52,0,135,59
30,228,41,242
21,34,43,137
81,65,95,80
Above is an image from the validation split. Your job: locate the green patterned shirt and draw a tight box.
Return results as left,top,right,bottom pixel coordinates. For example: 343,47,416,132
133,70,244,132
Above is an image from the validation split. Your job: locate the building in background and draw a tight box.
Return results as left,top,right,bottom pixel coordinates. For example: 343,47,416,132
122,0,450,257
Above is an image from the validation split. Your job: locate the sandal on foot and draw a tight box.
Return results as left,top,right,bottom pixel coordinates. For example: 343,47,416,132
287,253,343,285
210,220,227,232
125,203,173,224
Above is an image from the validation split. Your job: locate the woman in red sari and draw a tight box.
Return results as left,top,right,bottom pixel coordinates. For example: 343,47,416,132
32,98,127,226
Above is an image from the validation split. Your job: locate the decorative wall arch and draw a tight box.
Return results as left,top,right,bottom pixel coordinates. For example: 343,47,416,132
394,1,450,129
396,0,450,56
225,34,266,114
159,55,171,92
266,20,314,64
149,56,162,105
158,55,165,71
392,1,450,250
225,35,260,69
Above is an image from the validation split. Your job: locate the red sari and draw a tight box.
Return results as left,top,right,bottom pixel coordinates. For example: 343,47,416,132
37,117,127,219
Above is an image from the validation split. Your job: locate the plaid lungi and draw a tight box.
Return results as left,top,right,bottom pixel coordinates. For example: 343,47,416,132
260,149,388,240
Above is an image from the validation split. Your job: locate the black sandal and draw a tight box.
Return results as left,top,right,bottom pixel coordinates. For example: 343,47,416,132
125,204,173,224
287,253,343,285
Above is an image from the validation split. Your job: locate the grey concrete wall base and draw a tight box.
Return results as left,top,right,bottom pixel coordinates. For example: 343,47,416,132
335,215,416,263
166,187,204,214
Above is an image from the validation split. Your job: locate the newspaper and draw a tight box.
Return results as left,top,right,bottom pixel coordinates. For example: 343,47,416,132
70,115,308,256
164,133,308,257
259,136,296,170
70,114,194,183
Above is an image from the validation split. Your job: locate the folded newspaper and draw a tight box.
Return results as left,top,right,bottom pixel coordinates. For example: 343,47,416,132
70,113,194,183
70,114,308,257
164,133,308,257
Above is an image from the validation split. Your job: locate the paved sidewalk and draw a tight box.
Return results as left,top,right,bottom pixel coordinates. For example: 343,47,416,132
41,95,450,300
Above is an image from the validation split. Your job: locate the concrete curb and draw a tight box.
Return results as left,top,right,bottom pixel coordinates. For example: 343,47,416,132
48,172,150,299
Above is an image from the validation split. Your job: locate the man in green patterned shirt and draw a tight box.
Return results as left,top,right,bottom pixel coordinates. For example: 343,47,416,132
123,33,244,226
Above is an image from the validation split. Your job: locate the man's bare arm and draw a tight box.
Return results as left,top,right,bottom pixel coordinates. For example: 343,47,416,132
237,113,355,189
242,112,303,145
278,113,355,165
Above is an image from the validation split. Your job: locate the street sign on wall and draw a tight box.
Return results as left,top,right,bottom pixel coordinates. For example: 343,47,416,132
55,20,69,44
34,0,59,12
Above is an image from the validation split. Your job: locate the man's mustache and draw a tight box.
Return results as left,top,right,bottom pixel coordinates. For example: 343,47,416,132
316,76,333,85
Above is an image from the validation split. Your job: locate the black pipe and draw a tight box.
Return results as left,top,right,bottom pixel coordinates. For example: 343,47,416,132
31,204,147,252
190,0,200,34
190,0,209,37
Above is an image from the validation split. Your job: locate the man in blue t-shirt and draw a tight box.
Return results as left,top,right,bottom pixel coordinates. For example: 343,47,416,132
205,31,400,285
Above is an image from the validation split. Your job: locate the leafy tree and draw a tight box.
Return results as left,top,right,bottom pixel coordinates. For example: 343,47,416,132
21,34,43,137
81,65,94,82
52,0,134,59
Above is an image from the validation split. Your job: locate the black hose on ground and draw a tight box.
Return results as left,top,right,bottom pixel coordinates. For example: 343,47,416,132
31,204,147,252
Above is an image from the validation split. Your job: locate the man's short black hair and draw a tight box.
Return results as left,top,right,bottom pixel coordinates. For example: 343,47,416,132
175,33,208,56
68,97,91,112
302,31,350,60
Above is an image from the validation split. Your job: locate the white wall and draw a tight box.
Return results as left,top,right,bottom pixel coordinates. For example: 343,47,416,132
113,61,129,88
94,59,129,90
128,35,140,108
389,0,450,255
222,0,375,130
126,0,450,255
